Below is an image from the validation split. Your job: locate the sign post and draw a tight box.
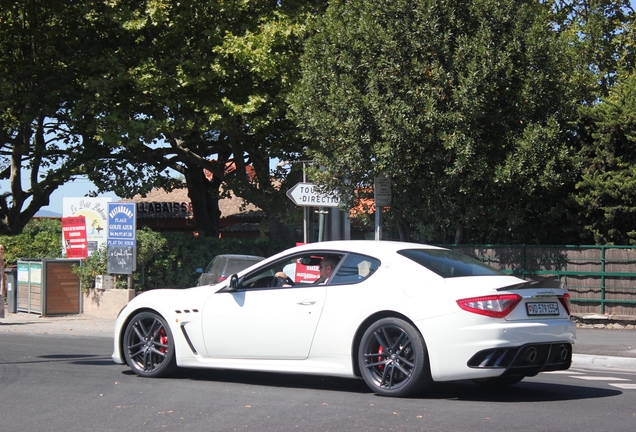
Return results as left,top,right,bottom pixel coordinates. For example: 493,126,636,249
374,175,392,241
107,203,137,276
286,182,341,243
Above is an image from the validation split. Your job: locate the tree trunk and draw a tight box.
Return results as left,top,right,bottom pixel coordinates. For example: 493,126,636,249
184,164,221,237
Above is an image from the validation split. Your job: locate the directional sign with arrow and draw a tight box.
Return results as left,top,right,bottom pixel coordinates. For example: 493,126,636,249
62,216,89,258
286,182,340,207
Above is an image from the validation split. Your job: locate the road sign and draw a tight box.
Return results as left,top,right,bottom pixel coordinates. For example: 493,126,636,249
107,246,136,275
107,202,137,247
286,182,340,207
62,216,89,258
374,175,392,207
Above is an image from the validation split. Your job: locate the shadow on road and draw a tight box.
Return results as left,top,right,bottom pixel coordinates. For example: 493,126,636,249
136,367,623,401
173,367,372,394
420,380,621,402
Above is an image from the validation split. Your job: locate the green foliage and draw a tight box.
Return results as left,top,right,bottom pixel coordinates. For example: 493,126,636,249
0,219,63,264
1,218,291,290
0,1,117,234
575,72,636,244
79,0,324,239
71,246,108,292
136,233,292,290
291,0,579,244
2,1,634,247
551,0,636,244
549,0,636,99
136,227,169,271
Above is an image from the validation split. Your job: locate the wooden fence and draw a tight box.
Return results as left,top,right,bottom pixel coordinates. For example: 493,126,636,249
445,245,636,317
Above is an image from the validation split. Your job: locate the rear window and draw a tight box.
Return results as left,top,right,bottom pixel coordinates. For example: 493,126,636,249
398,249,505,278
224,258,263,275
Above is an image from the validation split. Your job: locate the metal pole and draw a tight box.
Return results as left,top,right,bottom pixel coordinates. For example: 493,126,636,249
318,209,325,242
375,206,381,240
302,162,308,243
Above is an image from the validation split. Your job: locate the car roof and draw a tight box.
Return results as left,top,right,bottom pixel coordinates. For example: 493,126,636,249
214,254,265,260
284,240,443,255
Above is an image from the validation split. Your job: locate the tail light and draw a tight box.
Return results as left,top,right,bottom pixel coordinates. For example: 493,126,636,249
558,293,571,316
457,294,522,318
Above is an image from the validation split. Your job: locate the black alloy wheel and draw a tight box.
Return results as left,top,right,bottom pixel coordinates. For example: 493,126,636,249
123,311,177,377
358,317,432,397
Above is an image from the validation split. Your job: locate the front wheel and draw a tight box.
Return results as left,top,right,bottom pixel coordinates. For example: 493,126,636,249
358,317,432,397
123,311,177,377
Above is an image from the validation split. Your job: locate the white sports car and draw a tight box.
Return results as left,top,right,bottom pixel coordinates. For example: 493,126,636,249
112,240,576,397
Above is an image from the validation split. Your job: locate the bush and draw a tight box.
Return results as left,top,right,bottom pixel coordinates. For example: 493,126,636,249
71,246,108,292
0,218,63,264
135,233,293,290
1,219,293,291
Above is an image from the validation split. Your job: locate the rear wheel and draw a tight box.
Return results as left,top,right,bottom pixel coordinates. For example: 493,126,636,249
358,317,432,397
123,311,176,377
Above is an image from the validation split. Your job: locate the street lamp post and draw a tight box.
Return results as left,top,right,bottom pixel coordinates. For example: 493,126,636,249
277,160,314,243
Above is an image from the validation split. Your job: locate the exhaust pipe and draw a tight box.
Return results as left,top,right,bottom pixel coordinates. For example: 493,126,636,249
521,346,538,363
558,344,569,360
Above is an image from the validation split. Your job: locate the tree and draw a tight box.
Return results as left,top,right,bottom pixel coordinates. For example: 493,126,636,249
547,0,635,99
291,0,579,244
548,1,636,243
83,0,326,239
0,0,122,235
574,73,636,244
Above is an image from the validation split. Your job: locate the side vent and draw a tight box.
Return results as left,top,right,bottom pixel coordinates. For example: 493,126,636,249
180,325,198,355
174,309,200,314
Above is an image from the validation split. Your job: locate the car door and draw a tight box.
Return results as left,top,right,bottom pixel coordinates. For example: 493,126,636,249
200,257,327,360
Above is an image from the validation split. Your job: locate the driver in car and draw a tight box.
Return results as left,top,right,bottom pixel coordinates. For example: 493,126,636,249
316,256,337,284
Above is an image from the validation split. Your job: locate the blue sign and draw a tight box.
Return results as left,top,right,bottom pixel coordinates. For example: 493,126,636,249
107,202,136,247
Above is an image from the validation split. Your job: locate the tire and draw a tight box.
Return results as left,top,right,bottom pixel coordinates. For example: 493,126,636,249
123,311,177,377
358,317,432,397
473,375,524,388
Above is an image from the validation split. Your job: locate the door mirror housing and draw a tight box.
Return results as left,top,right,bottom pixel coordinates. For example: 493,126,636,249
217,274,239,293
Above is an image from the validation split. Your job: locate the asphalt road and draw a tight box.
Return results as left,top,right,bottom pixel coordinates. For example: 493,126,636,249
1,312,636,431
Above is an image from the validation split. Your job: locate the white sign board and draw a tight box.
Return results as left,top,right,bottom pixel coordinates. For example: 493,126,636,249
62,197,112,254
286,182,340,207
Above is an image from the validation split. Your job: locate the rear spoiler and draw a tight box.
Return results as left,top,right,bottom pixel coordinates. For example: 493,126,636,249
497,278,564,291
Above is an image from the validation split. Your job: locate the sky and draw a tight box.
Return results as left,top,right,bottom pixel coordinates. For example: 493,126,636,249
0,176,120,216
39,177,120,215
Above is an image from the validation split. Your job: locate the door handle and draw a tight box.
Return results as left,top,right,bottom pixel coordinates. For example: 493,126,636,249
297,299,316,306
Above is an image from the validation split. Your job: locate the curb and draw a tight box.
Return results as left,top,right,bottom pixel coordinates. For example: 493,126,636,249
572,354,636,372
572,313,636,330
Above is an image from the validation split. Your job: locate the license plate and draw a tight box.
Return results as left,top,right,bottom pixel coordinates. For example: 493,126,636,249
526,302,560,316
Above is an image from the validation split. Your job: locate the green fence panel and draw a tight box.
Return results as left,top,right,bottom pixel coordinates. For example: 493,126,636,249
442,245,636,316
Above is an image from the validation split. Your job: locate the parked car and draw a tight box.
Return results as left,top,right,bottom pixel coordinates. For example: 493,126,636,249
196,254,265,286
112,240,575,397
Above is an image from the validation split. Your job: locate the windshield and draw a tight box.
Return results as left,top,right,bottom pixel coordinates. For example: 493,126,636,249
398,249,505,278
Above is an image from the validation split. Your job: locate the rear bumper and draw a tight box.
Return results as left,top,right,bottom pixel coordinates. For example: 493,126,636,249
416,313,576,382
467,341,572,376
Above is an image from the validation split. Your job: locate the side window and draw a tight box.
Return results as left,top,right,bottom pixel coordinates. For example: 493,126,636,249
330,254,380,285
240,255,312,289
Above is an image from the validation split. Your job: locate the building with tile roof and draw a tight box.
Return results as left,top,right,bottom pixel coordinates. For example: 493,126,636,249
120,187,265,238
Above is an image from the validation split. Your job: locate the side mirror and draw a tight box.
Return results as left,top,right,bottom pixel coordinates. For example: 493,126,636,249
229,274,239,290
217,274,239,293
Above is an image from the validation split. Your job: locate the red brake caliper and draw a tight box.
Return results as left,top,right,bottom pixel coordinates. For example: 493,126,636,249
159,328,168,353
378,345,384,370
